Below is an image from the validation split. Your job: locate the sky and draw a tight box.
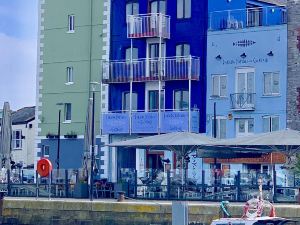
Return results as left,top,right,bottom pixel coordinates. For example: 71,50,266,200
0,0,38,111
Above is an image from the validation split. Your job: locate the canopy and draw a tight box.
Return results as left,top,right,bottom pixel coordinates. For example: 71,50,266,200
215,129,300,146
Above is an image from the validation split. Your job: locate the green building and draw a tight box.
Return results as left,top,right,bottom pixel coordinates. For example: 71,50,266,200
36,0,109,175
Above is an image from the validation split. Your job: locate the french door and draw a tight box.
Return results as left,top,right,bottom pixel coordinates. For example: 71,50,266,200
235,68,255,108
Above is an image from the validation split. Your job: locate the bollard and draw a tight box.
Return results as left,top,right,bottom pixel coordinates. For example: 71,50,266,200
117,191,125,202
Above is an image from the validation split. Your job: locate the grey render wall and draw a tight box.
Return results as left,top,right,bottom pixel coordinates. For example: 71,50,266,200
287,0,300,130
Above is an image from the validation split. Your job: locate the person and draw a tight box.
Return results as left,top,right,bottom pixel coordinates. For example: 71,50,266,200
69,170,77,196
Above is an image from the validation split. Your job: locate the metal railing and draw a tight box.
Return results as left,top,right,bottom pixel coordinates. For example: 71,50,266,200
120,168,300,203
102,56,200,83
230,93,255,110
209,6,287,31
127,13,171,39
101,109,200,134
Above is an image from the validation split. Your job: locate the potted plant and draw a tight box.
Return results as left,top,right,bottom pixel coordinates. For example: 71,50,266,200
64,131,77,139
46,133,59,139
73,170,89,198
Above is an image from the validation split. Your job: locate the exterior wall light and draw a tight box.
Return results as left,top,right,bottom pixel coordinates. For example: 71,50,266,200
216,55,222,60
267,51,274,56
240,53,247,58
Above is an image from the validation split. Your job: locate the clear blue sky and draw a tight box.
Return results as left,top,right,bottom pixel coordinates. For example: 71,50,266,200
0,0,38,110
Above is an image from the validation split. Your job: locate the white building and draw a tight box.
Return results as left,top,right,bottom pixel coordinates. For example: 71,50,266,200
10,107,35,169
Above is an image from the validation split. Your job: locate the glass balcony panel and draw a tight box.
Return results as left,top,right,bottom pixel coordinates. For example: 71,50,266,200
102,112,130,134
127,13,170,39
132,112,159,133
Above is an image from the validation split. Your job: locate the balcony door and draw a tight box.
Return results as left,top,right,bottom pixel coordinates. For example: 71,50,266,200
236,118,254,137
147,42,165,78
235,68,255,108
150,0,166,14
148,90,165,111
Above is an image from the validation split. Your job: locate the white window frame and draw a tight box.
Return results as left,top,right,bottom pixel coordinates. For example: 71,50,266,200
66,66,74,85
68,15,75,32
43,145,50,157
262,115,280,132
12,130,22,150
177,0,191,19
235,118,254,137
64,103,72,122
263,72,280,96
211,74,227,98
211,116,227,139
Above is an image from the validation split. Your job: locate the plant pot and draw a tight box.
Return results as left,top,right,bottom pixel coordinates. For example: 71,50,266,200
74,183,89,198
64,135,77,139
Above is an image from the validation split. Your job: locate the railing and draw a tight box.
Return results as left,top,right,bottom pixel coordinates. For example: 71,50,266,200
230,93,255,110
127,13,171,39
209,6,287,31
120,168,300,203
101,109,200,134
102,56,200,83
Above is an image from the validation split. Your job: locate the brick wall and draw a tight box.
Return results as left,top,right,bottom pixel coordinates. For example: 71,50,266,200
287,0,300,130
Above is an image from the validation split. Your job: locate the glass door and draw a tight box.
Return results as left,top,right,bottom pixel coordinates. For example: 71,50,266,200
236,68,254,108
236,118,254,137
147,42,165,78
148,90,164,111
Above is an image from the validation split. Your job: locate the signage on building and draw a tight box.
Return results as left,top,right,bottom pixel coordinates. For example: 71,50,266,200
101,113,130,134
132,112,158,133
222,57,268,66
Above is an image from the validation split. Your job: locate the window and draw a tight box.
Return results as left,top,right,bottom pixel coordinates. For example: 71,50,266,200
264,72,279,95
263,116,279,132
125,48,138,61
43,145,50,157
122,92,138,111
212,75,227,97
126,1,139,17
150,0,166,14
177,0,191,19
174,90,189,110
66,67,73,83
64,103,72,121
176,44,190,57
236,119,254,137
68,15,75,32
148,90,165,111
212,117,226,139
13,130,22,149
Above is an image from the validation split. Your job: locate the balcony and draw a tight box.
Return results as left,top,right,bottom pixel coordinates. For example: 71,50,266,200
101,110,199,134
209,6,286,31
127,13,170,39
102,56,200,83
230,93,255,111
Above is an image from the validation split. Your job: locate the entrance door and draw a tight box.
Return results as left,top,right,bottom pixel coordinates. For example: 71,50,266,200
148,43,165,78
235,68,255,108
236,118,254,137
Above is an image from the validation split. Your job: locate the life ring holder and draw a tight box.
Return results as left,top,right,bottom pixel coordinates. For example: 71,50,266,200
37,158,53,177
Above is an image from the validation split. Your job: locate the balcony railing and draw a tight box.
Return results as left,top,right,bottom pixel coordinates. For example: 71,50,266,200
101,109,199,134
127,13,171,39
209,6,287,31
102,56,200,83
230,93,255,110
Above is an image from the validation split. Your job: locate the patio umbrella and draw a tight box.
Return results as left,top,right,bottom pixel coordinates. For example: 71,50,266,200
82,98,94,182
0,102,12,171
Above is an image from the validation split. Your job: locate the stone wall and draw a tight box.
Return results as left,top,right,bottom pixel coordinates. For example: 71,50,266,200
1,198,300,225
287,0,300,130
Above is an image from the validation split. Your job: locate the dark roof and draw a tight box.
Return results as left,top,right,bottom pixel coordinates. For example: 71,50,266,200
11,106,35,125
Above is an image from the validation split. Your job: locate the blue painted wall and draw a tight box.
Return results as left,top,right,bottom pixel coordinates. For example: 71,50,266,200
109,0,209,133
206,25,287,138
40,138,103,170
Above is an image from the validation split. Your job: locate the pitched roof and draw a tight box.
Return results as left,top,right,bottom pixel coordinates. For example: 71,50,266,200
11,106,35,125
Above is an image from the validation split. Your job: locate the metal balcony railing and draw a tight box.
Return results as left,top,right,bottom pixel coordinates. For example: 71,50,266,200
230,93,255,110
127,13,171,39
102,56,200,83
209,6,287,31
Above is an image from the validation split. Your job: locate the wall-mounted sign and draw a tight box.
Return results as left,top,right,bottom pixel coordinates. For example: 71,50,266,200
222,57,268,66
132,112,158,133
102,113,130,134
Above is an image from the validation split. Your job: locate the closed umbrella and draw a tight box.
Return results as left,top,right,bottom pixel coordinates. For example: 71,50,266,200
0,102,12,171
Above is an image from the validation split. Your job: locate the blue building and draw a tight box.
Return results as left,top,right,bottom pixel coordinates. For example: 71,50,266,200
206,0,287,173
102,0,208,181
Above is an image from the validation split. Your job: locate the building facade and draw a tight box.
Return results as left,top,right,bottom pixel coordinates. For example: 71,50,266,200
206,0,287,173
102,0,208,181
287,0,300,130
36,0,107,173
11,107,36,169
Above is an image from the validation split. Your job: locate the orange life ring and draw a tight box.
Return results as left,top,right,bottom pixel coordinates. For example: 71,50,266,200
37,158,52,177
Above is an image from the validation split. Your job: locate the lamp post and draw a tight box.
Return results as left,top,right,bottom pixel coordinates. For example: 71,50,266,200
56,103,64,172
89,81,100,201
